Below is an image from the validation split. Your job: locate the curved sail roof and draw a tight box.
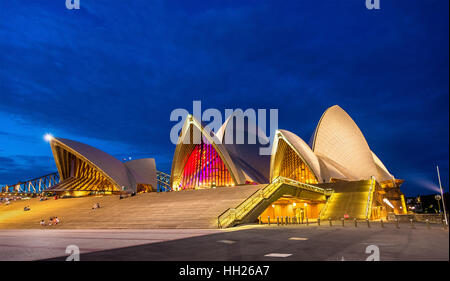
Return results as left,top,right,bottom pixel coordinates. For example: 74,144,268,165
217,111,271,183
170,115,246,188
371,151,395,181
311,105,394,181
50,137,135,192
124,158,157,189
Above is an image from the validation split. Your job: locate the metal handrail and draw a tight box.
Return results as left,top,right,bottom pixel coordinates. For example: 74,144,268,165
365,177,376,219
217,176,330,228
217,180,281,228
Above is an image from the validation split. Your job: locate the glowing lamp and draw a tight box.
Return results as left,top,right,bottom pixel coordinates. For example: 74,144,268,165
383,198,395,209
44,133,53,142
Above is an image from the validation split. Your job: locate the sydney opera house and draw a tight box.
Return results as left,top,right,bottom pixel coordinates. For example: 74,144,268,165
43,105,407,225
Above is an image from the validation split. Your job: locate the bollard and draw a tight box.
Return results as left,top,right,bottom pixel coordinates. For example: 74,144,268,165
366,219,370,228
426,219,430,229
277,216,280,226
354,218,358,227
268,216,271,226
329,217,332,227
395,218,399,229
289,216,292,224
306,217,309,226
258,216,261,225
285,216,289,225
341,218,345,227
410,218,415,229
318,218,321,226
380,219,384,228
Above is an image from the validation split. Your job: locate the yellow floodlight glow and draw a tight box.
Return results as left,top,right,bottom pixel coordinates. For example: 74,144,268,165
383,198,394,209
44,133,54,142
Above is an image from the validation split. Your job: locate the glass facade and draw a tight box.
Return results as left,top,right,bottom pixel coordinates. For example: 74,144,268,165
179,140,233,189
53,145,118,192
275,139,318,184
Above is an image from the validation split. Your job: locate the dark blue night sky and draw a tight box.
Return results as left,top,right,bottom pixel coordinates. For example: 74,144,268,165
0,0,448,196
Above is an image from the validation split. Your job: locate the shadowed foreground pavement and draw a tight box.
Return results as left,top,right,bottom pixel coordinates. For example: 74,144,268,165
0,229,221,261
3,222,446,261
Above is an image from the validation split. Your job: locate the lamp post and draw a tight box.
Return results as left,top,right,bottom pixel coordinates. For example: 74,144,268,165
435,194,442,214
304,203,308,220
437,166,448,226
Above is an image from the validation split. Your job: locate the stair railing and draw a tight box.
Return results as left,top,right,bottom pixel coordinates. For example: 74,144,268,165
217,176,330,228
364,176,376,219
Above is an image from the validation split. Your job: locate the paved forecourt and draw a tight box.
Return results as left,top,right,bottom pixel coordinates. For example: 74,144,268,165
15,221,448,261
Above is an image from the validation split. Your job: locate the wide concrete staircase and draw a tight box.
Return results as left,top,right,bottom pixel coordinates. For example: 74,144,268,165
318,180,374,220
0,185,263,229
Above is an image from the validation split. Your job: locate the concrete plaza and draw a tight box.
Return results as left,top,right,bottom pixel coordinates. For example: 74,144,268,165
0,221,448,261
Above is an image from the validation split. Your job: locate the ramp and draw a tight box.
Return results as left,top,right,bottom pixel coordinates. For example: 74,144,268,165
318,179,375,220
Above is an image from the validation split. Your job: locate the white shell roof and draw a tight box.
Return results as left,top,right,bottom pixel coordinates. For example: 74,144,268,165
124,158,157,189
371,151,395,181
170,115,247,186
50,138,158,192
217,111,271,183
270,105,397,183
310,105,395,182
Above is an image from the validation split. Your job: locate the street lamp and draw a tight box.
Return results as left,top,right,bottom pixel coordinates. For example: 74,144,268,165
435,194,442,214
44,133,53,142
304,203,308,219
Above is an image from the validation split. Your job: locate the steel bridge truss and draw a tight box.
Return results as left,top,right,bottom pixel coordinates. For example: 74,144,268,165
0,173,60,194
2,171,173,194
156,171,172,192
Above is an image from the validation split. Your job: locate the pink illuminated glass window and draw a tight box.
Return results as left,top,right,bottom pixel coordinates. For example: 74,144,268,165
180,142,233,189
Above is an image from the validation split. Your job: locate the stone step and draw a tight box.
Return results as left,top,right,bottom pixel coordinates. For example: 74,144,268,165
0,184,264,229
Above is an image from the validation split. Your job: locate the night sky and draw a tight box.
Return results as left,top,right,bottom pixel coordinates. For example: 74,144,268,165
0,0,448,196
